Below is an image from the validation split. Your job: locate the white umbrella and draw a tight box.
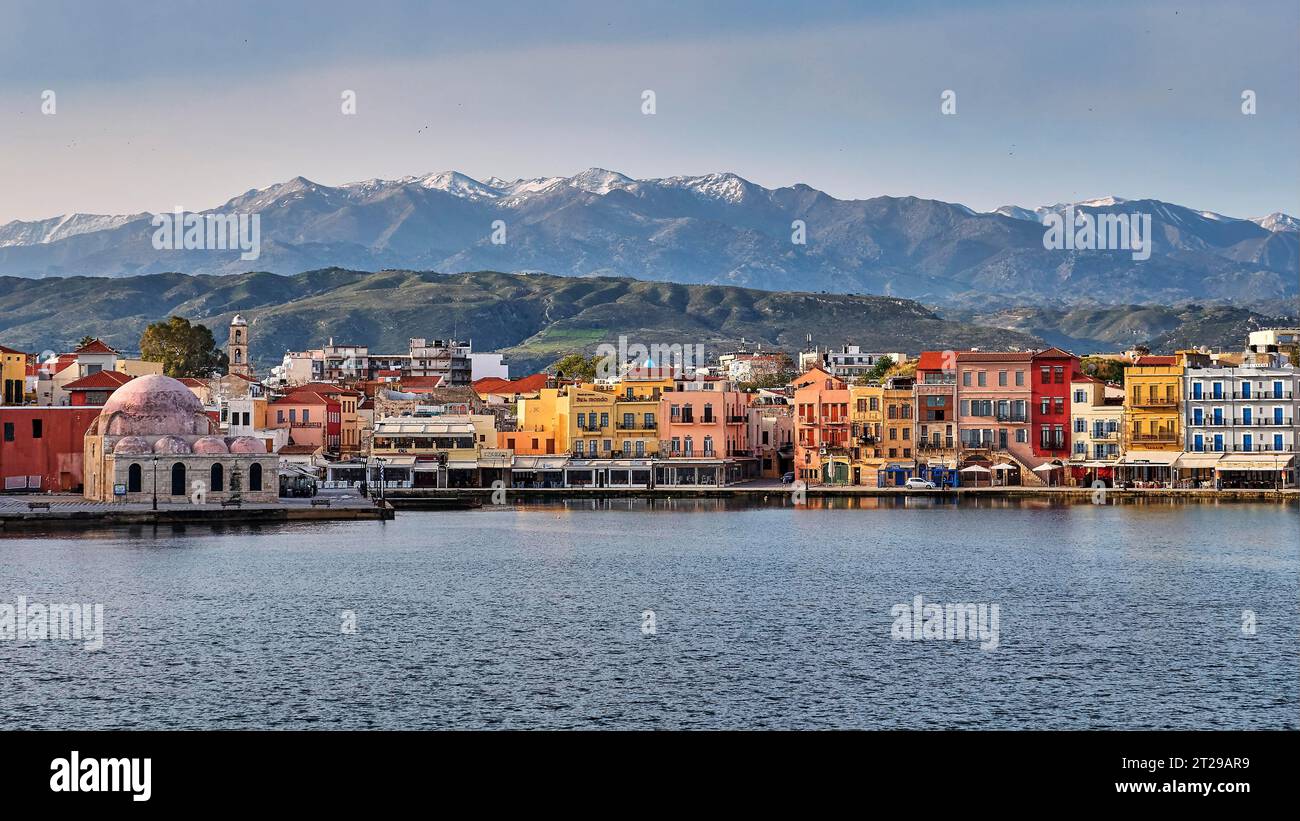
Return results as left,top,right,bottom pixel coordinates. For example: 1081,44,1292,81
960,465,990,473
1031,462,1059,472
990,463,1016,471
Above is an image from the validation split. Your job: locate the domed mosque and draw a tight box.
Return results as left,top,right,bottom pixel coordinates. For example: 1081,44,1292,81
83,374,277,503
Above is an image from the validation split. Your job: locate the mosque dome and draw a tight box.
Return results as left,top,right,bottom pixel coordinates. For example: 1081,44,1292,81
228,436,266,454
153,435,193,455
100,375,211,436
192,436,231,454
111,436,152,456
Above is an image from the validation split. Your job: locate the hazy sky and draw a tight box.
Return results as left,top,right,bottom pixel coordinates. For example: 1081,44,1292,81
1,0,1296,224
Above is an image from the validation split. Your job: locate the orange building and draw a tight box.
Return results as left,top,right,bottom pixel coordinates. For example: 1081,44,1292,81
792,366,851,484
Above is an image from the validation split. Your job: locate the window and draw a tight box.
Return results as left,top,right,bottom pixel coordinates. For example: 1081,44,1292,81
31,419,42,438
1054,366,1064,383
277,410,285,423
250,463,262,491
574,440,585,455
127,463,142,493
998,371,1008,386
2,422,11,441
1055,397,1064,414
1074,390,1086,403
1040,367,1050,384
962,371,972,386
170,463,187,496
977,371,986,387
302,409,310,423
211,463,224,492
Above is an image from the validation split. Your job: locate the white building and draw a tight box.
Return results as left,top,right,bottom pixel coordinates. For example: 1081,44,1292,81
1183,358,1298,455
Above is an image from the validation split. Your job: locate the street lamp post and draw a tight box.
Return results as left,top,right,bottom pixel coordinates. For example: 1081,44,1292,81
151,453,158,511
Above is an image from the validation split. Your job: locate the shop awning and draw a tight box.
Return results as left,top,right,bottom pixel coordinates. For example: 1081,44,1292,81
376,456,417,467
1174,453,1223,469
1216,454,1295,471
448,460,477,471
511,456,569,471
1117,450,1179,466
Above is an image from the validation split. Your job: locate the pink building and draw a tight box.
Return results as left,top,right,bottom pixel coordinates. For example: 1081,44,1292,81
656,385,753,485
954,351,1039,477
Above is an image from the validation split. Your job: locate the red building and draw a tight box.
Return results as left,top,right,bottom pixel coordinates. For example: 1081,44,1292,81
64,370,134,406
0,406,103,491
1030,347,1081,459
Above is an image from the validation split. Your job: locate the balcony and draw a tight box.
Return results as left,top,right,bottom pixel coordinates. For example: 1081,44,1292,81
1129,432,1179,443
1132,397,1178,407
726,414,747,424
616,421,657,431
1090,430,1120,440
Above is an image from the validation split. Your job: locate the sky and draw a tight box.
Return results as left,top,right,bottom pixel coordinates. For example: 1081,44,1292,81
0,0,1296,224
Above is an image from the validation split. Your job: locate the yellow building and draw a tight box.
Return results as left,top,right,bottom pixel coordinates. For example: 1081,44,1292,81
881,381,916,462
1,345,27,405
849,384,884,485
1122,355,1183,451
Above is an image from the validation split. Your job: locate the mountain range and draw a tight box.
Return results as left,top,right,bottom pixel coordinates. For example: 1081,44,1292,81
2,169,1295,307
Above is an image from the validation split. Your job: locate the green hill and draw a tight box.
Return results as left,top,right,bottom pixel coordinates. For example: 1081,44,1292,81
0,268,1045,374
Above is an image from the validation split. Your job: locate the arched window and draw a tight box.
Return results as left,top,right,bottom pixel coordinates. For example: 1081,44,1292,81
211,463,224,492
235,350,242,363
127,463,142,492
235,329,242,343
170,463,186,496
249,462,262,491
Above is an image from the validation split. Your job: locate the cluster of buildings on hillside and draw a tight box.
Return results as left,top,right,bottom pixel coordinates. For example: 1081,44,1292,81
1,320,1297,501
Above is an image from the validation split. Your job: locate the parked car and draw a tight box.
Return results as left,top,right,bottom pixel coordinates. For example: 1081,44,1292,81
780,472,795,484
904,477,937,489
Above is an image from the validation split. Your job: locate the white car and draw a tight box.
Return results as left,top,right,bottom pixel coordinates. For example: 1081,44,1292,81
904,477,937,489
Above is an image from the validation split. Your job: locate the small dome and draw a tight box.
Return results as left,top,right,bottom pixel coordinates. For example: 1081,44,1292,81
153,435,193,454
231,314,248,326
101,374,211,436
228,436,265,454
112,436,152,456
192,436,230,454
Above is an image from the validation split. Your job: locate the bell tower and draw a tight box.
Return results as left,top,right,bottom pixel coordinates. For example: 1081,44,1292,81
228,314,251,376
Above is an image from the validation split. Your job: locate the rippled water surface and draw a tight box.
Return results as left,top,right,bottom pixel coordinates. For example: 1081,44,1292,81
2,498,1297,729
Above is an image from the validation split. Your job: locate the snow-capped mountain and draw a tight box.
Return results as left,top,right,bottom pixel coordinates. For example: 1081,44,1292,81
0,169,1295,306
1253,212,1300,233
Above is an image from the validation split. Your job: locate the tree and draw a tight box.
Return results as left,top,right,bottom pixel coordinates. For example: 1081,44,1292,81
139,316,228,378
78,335,97,348
1080,355,1127,385
553,353,600,382
854,356,894,385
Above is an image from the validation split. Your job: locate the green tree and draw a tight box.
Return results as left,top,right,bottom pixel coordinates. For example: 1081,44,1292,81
854,355,894,385
1080,355,1127,384
553,353,600,381
139,316,228,378
78,335,97,348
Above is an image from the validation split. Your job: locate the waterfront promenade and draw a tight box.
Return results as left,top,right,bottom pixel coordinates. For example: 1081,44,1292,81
0,490,391,530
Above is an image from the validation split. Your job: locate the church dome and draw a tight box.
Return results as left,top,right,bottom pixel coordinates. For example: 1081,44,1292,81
192,436,230,454
100,374,211,436
153,435,193,454
228,436,266,454
112,436,152,456
231,314,248,326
